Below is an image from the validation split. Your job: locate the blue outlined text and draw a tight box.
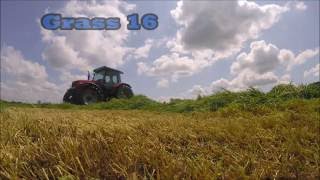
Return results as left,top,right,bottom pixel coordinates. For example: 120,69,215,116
41,13,158,30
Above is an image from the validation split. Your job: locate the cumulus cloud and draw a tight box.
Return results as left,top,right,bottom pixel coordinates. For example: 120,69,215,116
174,69,281,100
287,48,319,70
231,41,280,74
140,1,289,86
211,70,279,91
175,70,280,100
1,45,61,103
171,1,288,56
304,64,319,78
232,40,319,75
155,37,318,95
132,39,154,60
41,33,88,71
193,40,318,93
41,0,135,73
137,53,209,84
181,69,284,100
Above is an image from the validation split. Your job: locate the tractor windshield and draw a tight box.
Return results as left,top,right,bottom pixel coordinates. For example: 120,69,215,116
93,72,104,81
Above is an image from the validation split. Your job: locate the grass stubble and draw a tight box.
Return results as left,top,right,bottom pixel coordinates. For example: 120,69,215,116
0,98,319,179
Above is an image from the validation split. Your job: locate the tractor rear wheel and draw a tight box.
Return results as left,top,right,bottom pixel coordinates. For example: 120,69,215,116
81,89,99,105
116,85,133,99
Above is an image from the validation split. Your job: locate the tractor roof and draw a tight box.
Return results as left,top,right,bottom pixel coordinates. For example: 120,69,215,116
93,66,123,74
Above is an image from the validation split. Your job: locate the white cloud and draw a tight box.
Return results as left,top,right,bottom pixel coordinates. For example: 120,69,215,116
137,53,209,84
231,40,319,74
129,37,169,61
279,74,291,84
231,40,280,75
132,39,154,60
288,48,319,70
1,45,61,103
1,46,47,81
187,85,208,97
140,1,289,86
157,79,169,88
193,40,318,93
41,34,88,71
292,1,307,11
211,70,279,92
304,64,319,78
174,69,280,100
176,69,280,99
171,1,288,57
41,0,135,73
278,49,295,64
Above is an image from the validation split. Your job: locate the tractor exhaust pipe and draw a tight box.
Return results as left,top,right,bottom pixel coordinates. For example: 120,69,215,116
87,71,91,80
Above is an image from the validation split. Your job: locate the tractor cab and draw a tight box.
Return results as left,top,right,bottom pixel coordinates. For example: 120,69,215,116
92,66,123,87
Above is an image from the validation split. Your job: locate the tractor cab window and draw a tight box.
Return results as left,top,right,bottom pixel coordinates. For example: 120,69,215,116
93,72,104,81
105,75,111,83
112,75,119,83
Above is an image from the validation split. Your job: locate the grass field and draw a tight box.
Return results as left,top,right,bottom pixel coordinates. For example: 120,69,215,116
0,83,319,179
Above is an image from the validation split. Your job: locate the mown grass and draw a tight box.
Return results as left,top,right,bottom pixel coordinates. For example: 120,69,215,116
0,82,319,179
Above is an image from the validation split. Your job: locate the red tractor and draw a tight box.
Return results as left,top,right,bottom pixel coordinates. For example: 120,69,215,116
63,66,133,105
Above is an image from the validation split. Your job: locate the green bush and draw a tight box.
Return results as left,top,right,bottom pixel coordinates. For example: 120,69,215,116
299,82,320,99
268,83,300,100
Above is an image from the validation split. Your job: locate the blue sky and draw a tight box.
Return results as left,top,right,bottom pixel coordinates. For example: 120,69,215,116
1,0,319,103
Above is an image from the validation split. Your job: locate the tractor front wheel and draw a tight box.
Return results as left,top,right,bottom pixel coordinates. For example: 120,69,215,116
116,85,133,99
81,89,99,105
63,89,74,103
63,88,80,104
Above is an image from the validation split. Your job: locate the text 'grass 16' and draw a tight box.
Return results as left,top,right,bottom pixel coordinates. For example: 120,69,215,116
41,13,158,30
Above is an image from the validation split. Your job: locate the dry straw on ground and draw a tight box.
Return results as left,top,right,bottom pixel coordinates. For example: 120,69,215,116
0,98,319,179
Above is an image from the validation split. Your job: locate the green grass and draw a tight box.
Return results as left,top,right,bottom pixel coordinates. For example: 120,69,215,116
1,82,319,113
0,82,319,179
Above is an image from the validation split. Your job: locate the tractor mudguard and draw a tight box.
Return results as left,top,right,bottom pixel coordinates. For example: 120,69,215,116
76,82,104,100
113,83,131,88
111,83,131,95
